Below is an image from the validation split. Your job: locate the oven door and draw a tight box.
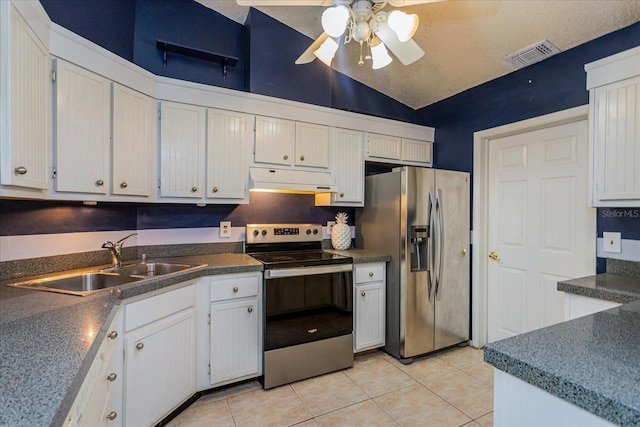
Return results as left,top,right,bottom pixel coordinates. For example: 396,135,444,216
264,264,353,351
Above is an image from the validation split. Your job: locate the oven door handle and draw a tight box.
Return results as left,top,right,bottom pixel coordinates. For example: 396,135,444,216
264,264,353,279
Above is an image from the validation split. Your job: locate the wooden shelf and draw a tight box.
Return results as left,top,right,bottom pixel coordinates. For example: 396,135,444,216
156,40,238,77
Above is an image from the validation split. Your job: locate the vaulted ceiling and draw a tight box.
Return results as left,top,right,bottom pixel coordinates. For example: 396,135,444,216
197,0,640,109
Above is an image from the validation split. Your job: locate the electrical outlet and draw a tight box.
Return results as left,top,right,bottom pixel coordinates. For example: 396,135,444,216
603,231,621,253
327,221,336,235
220,221,231,238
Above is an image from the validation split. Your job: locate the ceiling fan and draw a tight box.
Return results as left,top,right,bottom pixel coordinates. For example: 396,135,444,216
236,0,443,70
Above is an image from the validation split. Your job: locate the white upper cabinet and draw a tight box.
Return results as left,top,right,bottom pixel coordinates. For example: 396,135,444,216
586,46,640,207
206,108,249,202
0,2,49,194
112,83,155,198
366,132,433,166
316,128,364,206
294,122,329,168
54,59,111,194
254,116,295,166
159,101,206,199
254,116,329,169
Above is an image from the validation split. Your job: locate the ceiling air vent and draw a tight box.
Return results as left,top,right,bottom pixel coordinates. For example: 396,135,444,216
505,40,561,69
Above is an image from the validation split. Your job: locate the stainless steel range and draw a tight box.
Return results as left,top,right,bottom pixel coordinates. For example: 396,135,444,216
245,223,354,389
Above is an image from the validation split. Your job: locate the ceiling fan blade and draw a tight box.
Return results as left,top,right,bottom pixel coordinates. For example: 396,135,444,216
295,32,329,64
387,0,445,6
374,21,424,65
236,0,336,6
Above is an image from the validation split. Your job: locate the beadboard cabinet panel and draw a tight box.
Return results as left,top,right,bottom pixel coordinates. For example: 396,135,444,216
111,83,155,198
159,102,205,199
54,59,110,194
254,116,295,166
0,2,49,191
294,122,330,168
206,109,249,202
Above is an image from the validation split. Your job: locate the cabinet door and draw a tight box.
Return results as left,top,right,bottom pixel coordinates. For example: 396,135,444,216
206,109,248,201
402,139,433,165
159,102,205,198
210,297,259,386
295,122,329,168
112,83,155,197
593,76,640,204
354,282,385,352
124,309,196,427
254,116,294,166
367,133,402,160
333,128,364,204
0,3,49,190
54,59,110,194
354,282,385,351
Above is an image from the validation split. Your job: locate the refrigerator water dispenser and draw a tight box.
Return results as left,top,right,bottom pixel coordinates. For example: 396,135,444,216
410,225,429,272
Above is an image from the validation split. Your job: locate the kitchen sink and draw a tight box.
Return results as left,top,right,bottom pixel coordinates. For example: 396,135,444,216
7,272,143,297
110,262,201,277
6,262,204,296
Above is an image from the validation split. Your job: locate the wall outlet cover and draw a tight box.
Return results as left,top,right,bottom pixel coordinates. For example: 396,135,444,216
327,221,336,235
220,221,231,238
603,231,621,253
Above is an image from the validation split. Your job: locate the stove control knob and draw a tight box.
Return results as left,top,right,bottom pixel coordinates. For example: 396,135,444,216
313,229,319,235
261,230,267,236
306,229,312,235
253,230,259,237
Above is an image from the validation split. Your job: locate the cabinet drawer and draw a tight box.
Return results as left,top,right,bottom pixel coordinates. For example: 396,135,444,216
125,285,195,332
355,264,385,283
210,275,260,302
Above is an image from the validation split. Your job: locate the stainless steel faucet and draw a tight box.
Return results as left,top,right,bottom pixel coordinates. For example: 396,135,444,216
102,233,137,268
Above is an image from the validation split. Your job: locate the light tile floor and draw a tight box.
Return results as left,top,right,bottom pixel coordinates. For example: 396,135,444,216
167,346,493,427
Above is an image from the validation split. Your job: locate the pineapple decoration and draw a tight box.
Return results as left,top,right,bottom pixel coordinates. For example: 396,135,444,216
331,212,351,250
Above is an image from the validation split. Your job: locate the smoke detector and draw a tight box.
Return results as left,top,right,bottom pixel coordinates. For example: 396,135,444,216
505,40,561,69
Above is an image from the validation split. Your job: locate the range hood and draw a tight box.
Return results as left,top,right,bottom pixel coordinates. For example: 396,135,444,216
249,167,337,194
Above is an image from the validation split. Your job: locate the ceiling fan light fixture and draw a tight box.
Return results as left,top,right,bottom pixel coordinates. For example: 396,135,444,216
387,10,419,42
370,37,393,69
321,5,350,37
313,36,339,66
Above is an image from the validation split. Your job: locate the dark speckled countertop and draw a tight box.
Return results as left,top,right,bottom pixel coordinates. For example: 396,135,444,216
0,250,387,427
485,273,640,426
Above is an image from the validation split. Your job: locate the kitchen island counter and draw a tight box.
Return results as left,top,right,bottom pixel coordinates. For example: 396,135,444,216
558,272,640,303
0,253,261,427
485,298,640,426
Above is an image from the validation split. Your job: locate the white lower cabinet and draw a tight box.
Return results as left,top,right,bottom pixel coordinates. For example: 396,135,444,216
564,293,621,321
123,284,196,427
64,310,123,427
353,263,386,352
207,273,262,387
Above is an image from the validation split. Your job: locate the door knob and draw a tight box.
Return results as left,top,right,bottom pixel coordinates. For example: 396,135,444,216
488,251,501,261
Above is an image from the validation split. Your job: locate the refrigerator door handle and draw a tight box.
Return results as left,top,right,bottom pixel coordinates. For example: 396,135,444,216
427,190,435,302
435,188,445,299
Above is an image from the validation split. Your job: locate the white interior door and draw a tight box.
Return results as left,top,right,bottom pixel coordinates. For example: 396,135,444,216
487,119,595,343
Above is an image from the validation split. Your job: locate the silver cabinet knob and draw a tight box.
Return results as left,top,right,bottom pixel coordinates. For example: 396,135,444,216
106,411,117,421
120,181,128,189
233,286,239,293
191,186,198,192
136,342,144,350
14,166,27,175
340,193,344,198
107,372,117,382
300,155,305,161
212,186,218,193
96,179,104,187
248,306,253,313
361,291,366,297
369,272,374,277
107,331,118,340
283,154,289,160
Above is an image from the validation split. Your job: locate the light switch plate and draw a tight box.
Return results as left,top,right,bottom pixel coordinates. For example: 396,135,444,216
220,221,231,238
603,232,621,253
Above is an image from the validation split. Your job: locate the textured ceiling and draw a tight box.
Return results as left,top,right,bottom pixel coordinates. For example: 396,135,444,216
197,0,640,109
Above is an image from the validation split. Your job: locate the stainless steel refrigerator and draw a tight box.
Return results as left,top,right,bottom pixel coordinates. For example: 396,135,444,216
356,166,470,362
